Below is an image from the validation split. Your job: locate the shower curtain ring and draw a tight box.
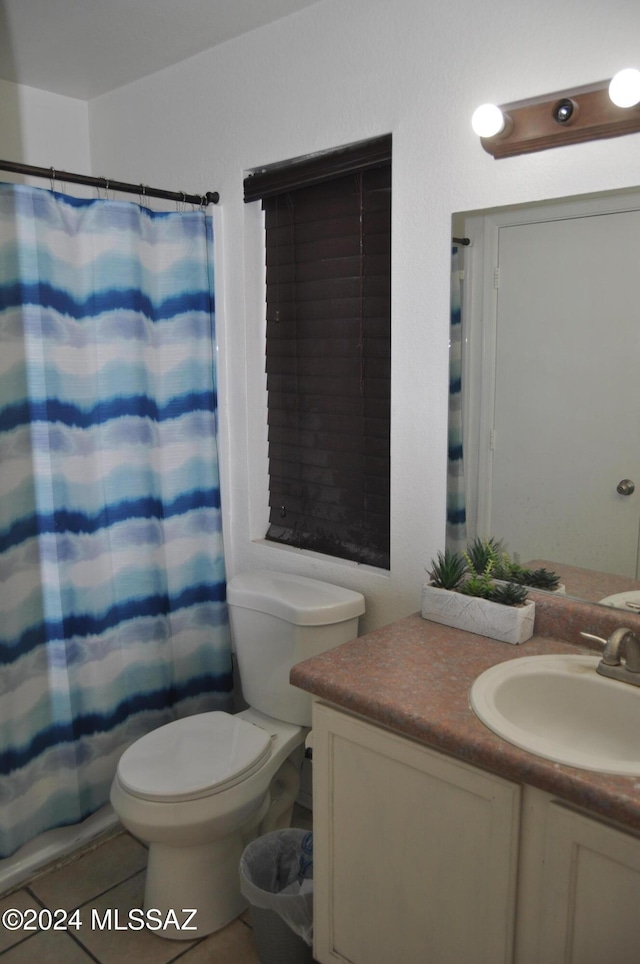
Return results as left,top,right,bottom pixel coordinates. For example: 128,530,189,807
50,167,56,192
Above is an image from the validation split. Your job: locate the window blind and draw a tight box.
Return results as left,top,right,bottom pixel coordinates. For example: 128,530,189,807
245,138,391,569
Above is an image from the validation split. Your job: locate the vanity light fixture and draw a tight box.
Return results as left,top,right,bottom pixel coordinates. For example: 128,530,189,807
608,68,640,108
471,103,508,138
475,71,640,158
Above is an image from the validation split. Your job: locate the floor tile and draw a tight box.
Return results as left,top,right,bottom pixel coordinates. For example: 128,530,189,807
177,919,260,963
0,809,314,962
72,870,198,964
0,929,95,963
0,890,45,954
30,832,147,911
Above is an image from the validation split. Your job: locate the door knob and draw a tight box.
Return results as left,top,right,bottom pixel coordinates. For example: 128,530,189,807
617,479,636,496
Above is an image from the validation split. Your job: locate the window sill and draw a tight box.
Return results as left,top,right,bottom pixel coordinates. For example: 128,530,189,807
251,538,392,579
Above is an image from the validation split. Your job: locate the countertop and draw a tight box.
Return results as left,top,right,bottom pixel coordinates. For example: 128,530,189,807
527,558,640,605
290,612,640,834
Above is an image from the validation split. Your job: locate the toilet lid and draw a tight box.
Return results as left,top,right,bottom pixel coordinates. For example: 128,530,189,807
116,712,272,802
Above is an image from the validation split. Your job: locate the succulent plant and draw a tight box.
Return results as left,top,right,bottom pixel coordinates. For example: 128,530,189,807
467,539,560,592
464,537,503,575
488,581,529,606
427,538,549,607
458,567,495,599
518,567,560,591
491,554,520,581
428,549,467,590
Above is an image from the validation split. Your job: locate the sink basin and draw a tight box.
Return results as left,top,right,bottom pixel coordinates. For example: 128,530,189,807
599,590,640,612
470,654,640,774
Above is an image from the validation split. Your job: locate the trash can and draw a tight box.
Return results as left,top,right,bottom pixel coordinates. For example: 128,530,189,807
240,828,314,964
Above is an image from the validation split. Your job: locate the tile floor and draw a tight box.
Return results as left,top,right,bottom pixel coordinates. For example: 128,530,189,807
0,806,313,964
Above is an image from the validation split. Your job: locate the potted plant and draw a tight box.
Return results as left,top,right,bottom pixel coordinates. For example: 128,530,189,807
421,546,536,644
494,560,564,593
465,537,563,593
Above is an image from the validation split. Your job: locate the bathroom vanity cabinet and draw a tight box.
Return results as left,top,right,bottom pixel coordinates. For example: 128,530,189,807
312,701,519,963
515,787,640,964
312,701,640,964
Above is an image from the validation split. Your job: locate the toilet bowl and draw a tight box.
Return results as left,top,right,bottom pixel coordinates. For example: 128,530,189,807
110,707,305,937
110,570,365,939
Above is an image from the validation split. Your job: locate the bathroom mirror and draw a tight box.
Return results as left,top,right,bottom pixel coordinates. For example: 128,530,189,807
450,186,640,607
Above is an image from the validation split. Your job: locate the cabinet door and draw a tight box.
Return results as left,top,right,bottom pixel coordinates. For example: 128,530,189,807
312,702,521,964
532,798,640,964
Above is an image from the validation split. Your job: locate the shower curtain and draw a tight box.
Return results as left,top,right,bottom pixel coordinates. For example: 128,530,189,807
446,245,467,552
0,182,232,858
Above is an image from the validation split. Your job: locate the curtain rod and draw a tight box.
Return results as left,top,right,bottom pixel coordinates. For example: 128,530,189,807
0,159,219,206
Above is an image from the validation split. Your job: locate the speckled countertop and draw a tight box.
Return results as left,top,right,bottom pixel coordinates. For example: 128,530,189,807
528,558,640,604
290,611,640,834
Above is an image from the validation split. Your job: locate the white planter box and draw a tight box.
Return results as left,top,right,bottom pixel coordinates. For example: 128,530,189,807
493,578,566,596
421,584,535,645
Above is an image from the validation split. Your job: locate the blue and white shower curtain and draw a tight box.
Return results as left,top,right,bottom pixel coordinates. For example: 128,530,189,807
0,182,232,857
446,246,467,552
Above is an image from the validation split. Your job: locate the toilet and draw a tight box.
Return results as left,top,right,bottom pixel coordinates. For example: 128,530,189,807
110,570,365,939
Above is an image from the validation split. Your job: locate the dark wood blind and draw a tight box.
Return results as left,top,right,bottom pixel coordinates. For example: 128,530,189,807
243,134,391,202
244,138,391,569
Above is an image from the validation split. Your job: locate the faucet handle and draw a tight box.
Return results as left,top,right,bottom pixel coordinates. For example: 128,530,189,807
580,631,607,647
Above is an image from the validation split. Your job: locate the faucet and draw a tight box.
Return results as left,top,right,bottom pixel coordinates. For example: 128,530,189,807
580,628,640,686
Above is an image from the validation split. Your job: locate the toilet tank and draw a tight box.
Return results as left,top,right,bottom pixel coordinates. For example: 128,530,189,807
227,571,365,726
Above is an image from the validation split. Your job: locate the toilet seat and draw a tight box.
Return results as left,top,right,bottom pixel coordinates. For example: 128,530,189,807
116,711,272,803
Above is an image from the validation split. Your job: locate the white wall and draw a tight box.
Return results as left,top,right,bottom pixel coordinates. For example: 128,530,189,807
11,0,640,632
0,79,90,177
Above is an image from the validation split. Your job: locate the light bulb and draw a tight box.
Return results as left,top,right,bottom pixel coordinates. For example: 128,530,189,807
471,103,506,138
608,68,640,108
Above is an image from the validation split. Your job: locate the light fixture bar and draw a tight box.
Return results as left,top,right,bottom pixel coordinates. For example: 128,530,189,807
480,79,640,158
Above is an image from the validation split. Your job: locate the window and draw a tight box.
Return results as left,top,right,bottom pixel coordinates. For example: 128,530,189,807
244,136,391,569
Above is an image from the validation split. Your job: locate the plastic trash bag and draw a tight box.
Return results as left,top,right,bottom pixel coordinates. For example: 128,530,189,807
240,829,314,945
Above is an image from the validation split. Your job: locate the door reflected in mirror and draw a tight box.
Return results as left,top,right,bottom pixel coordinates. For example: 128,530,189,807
450,188,640,606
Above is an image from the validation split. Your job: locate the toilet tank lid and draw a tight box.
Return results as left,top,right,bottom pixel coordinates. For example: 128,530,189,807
227,570,365,626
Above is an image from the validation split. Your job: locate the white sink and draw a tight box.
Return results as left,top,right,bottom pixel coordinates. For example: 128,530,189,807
470,654,640,774
599,590,640,612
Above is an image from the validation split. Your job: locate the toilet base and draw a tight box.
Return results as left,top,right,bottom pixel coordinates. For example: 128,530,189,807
143,795,269,940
